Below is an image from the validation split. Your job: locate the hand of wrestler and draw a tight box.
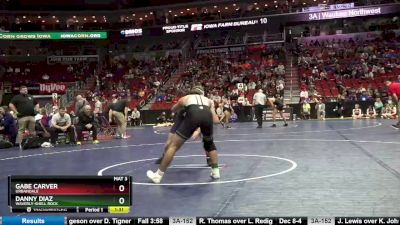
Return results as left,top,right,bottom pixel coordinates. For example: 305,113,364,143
191,129,201,141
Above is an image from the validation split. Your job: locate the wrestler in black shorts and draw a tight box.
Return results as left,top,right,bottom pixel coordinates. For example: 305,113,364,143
175,104,213,142
269,96,288,127
274,98,284,111
170,109,185,134
155,100,212,165
155,109,185,164
147,85,221,184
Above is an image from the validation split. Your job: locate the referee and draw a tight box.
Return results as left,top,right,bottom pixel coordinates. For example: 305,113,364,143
253,89,267,128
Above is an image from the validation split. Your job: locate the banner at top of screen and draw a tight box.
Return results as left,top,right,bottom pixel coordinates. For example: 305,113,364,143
0,32,107,40
306,6,383,21
302,3,355,12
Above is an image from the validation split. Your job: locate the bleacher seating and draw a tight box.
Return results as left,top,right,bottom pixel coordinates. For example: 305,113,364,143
296,34,400,100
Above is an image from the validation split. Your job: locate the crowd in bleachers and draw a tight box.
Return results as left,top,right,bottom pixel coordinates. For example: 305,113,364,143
2,24,400,149
1,41,99,56
295,31,400,101
0,45,183,148
152,45,287,111
95,54,180,109
0,61,97,85
294,31,400,121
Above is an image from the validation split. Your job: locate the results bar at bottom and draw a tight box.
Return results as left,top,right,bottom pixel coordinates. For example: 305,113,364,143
1,217,398,225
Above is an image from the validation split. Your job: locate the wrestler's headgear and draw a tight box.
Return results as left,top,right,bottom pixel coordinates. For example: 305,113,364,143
189,85,205,96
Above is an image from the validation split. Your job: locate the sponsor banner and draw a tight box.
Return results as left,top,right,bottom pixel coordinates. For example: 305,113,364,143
39,83,67,94
187,4,397,31
330,2,355,10
196,46,246,54
201,18,268,31
160,18,268,34
162,24,189,34
47,55,99,64
120,29,143,37
0,32,107,40
302,3,355,12
190,24,203,31
121,4,398,36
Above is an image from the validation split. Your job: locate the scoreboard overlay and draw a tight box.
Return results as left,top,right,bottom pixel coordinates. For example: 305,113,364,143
8,176,132,213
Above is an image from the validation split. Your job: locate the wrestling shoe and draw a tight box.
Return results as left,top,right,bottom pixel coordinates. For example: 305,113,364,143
210,168,220,179
147,170,163,184
391,124,400,130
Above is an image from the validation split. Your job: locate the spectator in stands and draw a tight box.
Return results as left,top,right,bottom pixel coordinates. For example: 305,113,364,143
35,108,50,138
109,95,129,139
352,104,363,120
94,96,103,115
222,98,234,129
86,91,94,102
0,106,17,145
153,79,161,88
139,89,145,98
248,81,256,90
366,105,377,119
42,73,49,81
130,108,141,126
300,88,309,102
335,94,345,119
93,96,105,125
156,112,167,124
75,95,89,114
301,101,311,120
215,104,224,122
156,93,165,102
382,104,396,119
67,65,73,73
315,99,325,120
50,106,59,117
69,111,78,125
9,86,39,145
76,105,99,145
49,107,76,145
374,98,384,117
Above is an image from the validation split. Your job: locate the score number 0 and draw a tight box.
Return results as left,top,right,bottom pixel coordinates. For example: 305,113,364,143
118,184,126,205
